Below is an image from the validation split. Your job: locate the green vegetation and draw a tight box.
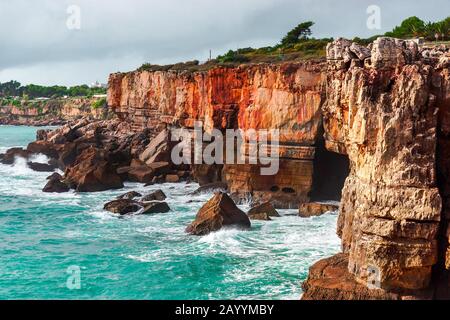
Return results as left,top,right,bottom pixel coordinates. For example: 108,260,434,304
0,81,106,99
92,97,107,109
385,16,450,41
137,16,450,73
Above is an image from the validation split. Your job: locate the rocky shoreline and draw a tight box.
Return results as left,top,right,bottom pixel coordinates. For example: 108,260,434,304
1,36,449,299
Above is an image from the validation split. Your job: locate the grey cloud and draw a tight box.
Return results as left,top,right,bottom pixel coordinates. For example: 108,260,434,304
0,0,448,85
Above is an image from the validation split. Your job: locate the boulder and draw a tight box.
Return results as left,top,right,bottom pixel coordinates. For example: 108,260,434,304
64,147,124,192
165,174,180,183
247,202,280,220
148,162,170,175
139,130,170,165
299,202,339,218
117,191,142,200
349,43,371,60
141,202,171,214
186,192,251,236
0,147,31,164
128,165,154,184
42,177,70,193
27,162,57,172
46,172,63,180
27,141,60,159
104,199,142,215
141,189,167,202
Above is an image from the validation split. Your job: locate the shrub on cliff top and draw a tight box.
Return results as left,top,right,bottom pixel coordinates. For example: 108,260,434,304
92,98,107,109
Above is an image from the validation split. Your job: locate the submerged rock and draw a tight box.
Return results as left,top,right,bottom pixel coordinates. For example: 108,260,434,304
0,147,31,164
117,191,142,200
141,201,171,214
186,192,251,236
299,202,339,217
27,161,57,172
247,202,280,221
103,199,142,215
42,177,70,193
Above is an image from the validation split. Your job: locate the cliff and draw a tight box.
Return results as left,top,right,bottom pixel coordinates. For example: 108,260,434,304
0,97,110,126
107,38,450,298
108,62,328,208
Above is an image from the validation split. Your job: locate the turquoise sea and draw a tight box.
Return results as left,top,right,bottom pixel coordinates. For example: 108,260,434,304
0,125,340,300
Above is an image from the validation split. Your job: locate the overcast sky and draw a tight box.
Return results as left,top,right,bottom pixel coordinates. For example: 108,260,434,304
0,0,448,86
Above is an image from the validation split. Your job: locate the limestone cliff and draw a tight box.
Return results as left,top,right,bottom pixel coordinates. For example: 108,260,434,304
108,62,328,208
303,38,450,299
107,38,450,299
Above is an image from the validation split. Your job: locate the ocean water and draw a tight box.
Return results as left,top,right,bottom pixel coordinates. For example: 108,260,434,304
0,125,340,300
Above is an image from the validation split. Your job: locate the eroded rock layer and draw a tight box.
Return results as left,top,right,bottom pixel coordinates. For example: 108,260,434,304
304,38,450,299
108,62,327,208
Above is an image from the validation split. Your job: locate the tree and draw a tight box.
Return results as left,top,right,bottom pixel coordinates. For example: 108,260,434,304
386,16,425,38
281,21,314,46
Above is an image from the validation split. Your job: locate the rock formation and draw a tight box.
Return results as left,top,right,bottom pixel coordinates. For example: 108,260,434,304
108,62,327,208
106,36,450,298
299,202,339,218
302,37,450,299
2,34,448,299
186,192,251,235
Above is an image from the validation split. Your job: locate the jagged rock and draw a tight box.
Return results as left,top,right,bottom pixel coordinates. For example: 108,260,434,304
141,201,171,214
190,182,228,195
104,199,142,215
141,189,167,202
46,172,63,180
36,129,50,141
247,202,280,221
42,177,70,193
27,162,57,172
186,192,251,236
299,202,339,217
27,141,60,159
0,147,30,164
139,130,170,165
349,43,371,60
128,165,154,184
64,146,124,192
117,191,142,200
326,38,353,60
148,162,170,175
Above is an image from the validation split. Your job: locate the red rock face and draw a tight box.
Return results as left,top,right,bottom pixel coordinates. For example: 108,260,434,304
108,62,325,141
108,62,326,207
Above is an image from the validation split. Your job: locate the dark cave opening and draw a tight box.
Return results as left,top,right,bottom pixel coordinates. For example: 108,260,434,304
309,134,350,202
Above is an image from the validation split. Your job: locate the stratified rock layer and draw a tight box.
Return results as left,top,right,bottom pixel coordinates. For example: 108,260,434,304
303,38,450,299
108,62,326,208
